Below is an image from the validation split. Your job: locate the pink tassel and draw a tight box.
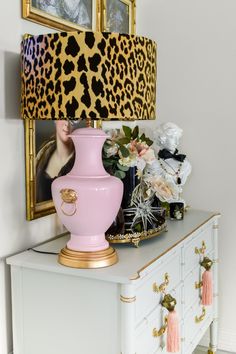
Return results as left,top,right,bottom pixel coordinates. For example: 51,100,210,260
166,310,180,352
201,269,213,305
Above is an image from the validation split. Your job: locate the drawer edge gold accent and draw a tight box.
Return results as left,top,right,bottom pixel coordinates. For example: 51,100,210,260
130,272,139,280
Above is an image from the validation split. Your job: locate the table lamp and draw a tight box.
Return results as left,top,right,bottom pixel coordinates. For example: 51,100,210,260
21,31,157,268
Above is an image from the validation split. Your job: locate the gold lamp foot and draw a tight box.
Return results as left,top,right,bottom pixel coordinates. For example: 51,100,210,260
58,246,118,269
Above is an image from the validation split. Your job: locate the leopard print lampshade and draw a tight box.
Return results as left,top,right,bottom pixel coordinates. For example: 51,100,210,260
21,31,157,120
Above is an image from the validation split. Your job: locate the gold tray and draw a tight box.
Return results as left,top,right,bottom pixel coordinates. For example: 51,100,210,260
106,222,167,247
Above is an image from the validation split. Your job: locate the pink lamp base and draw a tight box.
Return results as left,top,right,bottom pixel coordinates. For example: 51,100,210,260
67,233,109,252
51,127,123,269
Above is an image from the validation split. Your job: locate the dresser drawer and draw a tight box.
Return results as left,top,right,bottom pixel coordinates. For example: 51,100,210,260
135,285,182,354
184,226,213,275
135,305,163,354
183,266,201,314
135,253,181,324
170,285,182,320
184,251,214,315
184,302,213,350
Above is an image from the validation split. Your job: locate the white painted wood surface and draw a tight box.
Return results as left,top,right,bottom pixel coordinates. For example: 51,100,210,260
7,209,220,354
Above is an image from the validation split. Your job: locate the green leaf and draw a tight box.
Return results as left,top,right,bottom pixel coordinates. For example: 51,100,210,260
114,170,126,179
117,163,129,171
103,159,114,167
132,126,139,139
122,126,132,138
117,137,130,145
145,138,153,146
140,133,146,141
119,145,130,157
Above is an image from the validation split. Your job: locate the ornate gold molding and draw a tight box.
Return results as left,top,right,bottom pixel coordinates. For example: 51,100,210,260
153,273,169,293
195,307,206,323
195,240,206,255
152,317,168,337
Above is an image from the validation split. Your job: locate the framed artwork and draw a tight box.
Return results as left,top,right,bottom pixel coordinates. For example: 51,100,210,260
24,119,93,220
22,0,100,31
101,0,136,34
22,0,136,33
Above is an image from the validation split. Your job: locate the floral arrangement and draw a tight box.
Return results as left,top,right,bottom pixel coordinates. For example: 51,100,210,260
103,125,179,204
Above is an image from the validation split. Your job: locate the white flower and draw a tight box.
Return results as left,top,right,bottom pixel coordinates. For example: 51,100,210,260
144,175,179,202
141,148,156,164
119,154,137,167
106,144,119,157
174,210,183,220
106,129,119,140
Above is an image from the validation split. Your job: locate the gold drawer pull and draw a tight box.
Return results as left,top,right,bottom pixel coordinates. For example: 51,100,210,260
195,281,203,289
153,317,168,337
195,307,206,323
195,241,206,255
153,273,169,293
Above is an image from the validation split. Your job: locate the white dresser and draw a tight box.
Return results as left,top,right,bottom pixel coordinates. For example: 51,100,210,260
7,209,220,354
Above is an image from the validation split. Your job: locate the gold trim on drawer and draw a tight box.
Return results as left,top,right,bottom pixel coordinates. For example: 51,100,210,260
195,241,206,255
120,295,136,303
152,317,168,337
195,307,206,323
153,273,169,293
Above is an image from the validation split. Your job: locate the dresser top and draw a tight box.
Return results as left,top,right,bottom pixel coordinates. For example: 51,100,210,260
7,209,219,284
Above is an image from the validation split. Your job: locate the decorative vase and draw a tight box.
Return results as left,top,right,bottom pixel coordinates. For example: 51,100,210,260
121,166,138,209
51,127,123,269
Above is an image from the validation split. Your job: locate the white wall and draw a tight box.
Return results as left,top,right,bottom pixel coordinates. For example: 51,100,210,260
137,0,236,352
0,3,63,354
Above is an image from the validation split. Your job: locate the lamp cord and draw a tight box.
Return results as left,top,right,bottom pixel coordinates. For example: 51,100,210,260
28,248,59,255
